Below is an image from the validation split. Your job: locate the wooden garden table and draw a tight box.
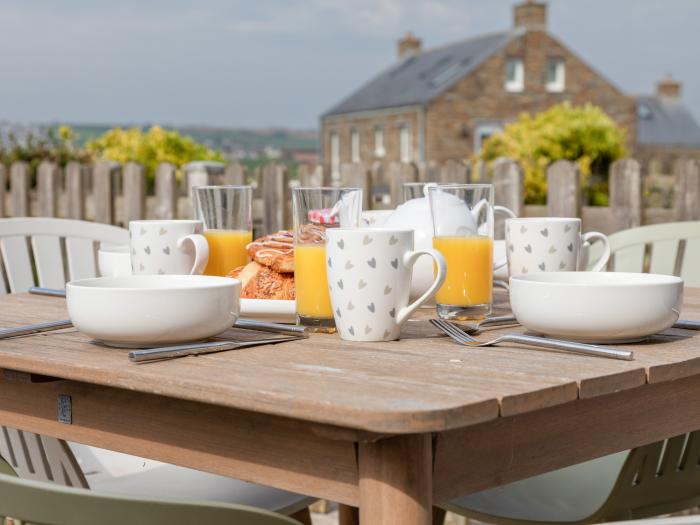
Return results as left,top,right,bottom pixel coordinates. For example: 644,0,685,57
1,290,700,524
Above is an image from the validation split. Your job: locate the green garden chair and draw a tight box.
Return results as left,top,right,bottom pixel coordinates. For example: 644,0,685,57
586,221,700,286
442,430,700,524
0,455,301,525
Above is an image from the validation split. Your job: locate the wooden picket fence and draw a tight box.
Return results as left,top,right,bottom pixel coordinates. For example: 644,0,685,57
0,157,698,237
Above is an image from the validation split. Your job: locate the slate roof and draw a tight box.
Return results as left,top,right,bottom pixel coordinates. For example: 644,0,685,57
323,29,523,117
636,96,700,147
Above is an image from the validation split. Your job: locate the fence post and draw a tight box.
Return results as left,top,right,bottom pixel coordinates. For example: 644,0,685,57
0,164,6,218
93,161,118,224
674,158,700,221
547,160,581,218
492,158,523,238
298,164,323,187
65,162,86,220
340,162,371,210
10,161,30,217
440,159,469,184
122,162,146,224
224,161,245,185
610,158,642,229
36,161,61,217
154,163,177,220
388,162,418,206
260,163,289,235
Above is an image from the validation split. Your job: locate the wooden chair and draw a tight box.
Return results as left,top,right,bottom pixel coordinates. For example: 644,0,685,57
586,221,700,286
0,455,302,525
0,218,315,522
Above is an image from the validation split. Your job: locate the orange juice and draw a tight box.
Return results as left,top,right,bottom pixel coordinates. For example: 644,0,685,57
294,244,333,318
203,229,252,276
433,236,493,306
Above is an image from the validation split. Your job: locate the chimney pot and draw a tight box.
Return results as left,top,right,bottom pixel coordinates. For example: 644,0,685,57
398,31,422,60
513,1,547,31
657,74,681,99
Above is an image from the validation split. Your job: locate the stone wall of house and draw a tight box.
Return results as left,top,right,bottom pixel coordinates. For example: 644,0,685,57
320,108,420,170
424,30,638,162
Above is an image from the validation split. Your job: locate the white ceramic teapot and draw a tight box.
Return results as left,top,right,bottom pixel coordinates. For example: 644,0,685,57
383,183,516,301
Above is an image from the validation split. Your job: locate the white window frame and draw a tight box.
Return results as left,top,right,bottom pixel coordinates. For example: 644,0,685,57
399,124,412,163
350,129,360,163
474,124,502,153
374,126,385,157
546,58,565,92
330,131,340,180
504,58,524,92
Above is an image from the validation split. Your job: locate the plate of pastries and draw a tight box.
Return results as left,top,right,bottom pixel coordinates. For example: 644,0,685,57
228,231,296,323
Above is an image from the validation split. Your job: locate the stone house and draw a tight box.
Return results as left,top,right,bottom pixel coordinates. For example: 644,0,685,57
320,1,700,178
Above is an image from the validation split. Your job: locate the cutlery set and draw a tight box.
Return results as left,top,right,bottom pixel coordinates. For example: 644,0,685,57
7,286,700,362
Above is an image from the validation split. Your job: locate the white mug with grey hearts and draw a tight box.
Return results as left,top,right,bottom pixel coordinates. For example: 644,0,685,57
129,220,209,276
505,217,610,276
326,228,447,342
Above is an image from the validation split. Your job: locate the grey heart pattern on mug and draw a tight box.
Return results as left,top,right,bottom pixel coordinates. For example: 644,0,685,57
337,279,344,289
548,246,556,254
383,330,391,339
367,258,376,268
140,227,147,235
347,301,355,310
139,263,145,271
367,303,375,313
157,269,164,275
364,326,372,335
538,262,546,271
337,239,345,249
363,235,373,245
336,307,341,318
509,244,515,252
345,260,354,270
327,257,332,267
384,285,392,295
559,261,567,269
525,244,532,253
522,266,528,273
348,326,355,336
540,228,549,237
390,258,398,269
389,308,396,318
159,227,167,235
567,243,573,252
144,246,151,255
520,226,527,234
389,235,398,245
358,279,367,289
163,246,170,255
564,224,572,232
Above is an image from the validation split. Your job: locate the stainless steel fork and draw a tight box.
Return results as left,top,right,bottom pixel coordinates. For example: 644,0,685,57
430,319,634,361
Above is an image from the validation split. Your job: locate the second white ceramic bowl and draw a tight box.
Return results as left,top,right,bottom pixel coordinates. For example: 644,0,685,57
67,275,240,347
510,272,683,343
98,243,132,277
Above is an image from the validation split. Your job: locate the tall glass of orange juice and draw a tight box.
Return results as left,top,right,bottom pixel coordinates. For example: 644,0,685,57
193,186,253,276
428,184,496,320
292,187,363,332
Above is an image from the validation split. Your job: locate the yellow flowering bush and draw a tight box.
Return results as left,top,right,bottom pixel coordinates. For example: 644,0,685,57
86,126,223,179
478,103,627,204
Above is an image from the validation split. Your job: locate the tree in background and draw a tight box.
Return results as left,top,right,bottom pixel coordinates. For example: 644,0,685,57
86,125,223,179
0,126,89,170
478,103,627,205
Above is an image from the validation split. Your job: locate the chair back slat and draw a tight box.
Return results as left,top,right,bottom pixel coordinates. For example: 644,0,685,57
658,434,686,476
609,244,645,273
681,239,700,285
648,239,679,276
65,238,97,281
31,235,67,290
0,236,35,292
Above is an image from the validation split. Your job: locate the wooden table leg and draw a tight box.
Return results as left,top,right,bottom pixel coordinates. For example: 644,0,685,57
358,433,432,525
339,504,360,525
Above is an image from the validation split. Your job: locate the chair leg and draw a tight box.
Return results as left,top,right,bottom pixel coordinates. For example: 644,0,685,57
338,504,359,525
433,506,447,525
290,507,312,525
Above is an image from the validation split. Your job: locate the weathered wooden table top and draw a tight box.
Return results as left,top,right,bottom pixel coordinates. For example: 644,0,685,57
1,290,699,434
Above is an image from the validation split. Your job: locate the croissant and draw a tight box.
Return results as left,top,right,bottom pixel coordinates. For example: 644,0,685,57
247,231,294,273
228,261,295,300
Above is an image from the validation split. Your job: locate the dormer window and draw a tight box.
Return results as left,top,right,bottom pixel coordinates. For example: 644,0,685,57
505,59,524,92
374,126,385,157
350,129,360,162
546,59,565,92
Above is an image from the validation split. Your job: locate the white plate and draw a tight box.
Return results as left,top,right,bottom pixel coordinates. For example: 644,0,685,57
240,299,295,323
67,275,241,347
509,272,683,343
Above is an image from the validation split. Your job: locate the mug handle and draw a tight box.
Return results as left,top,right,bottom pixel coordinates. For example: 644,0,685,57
493,206,517,270
581,232,610,272
178,234,210,275
396,249,447,326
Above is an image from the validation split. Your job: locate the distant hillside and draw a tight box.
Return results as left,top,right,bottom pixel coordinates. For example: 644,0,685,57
63,124,319,154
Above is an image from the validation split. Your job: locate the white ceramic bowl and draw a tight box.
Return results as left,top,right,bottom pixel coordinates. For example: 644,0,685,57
67,275,241,347
98,243,132,277
510,272,683,343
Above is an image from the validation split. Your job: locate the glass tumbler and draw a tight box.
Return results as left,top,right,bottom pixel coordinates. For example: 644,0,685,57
193,185,253,276
428,184,495,320
292,187,363,332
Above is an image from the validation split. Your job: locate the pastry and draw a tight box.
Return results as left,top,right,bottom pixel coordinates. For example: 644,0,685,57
228,261,295,300
247,231,294,273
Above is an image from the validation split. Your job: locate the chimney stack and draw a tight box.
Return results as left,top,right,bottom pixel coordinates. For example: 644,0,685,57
513,0,547,31
398,32,422,60
657,75,681,99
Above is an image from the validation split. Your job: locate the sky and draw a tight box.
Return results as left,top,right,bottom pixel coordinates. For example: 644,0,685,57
1,0,698,129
